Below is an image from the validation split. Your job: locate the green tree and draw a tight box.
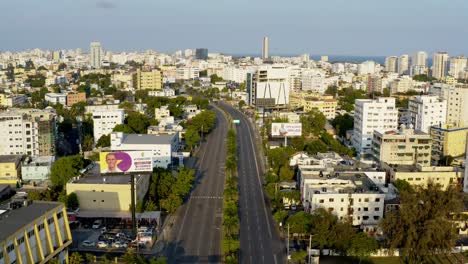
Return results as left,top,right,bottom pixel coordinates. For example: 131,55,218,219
58,63,67,71
96,134,110,148
310,208,339,252
300,109,326,137
82,134,94,151
325,85,338,96
184,128,200,150
148,257,168,264
393,179,413,193
28,190,43,200
238,100,246,109
273,210,289,225
50,155,85,187
380,183,462,263
304,140,327,154
66,192,79,209
287,211,313,235
347,233,378,263
160,193,182,213
291,250,308,264
332,113,354,138
113,124,134,134
210,74,223,84
279,166,294,182
69,252,84,264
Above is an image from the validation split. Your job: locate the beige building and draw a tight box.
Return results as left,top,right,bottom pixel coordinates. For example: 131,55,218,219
290,93,337,119
373,128,432,166
384,163,463,190
133,69,163,90
0,155,22,185
430,124,468,164
66,92,86,106
66,171,150,214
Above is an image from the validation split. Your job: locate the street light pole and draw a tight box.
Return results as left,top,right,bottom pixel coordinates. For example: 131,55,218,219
287,223,290,263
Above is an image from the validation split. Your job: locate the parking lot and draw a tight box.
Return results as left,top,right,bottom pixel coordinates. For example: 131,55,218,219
71,218,159,253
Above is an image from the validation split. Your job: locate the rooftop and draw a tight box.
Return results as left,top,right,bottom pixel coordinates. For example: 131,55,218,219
121,133,176,145
303,172,383,194
0,201,62,241
69,163,149,184
0,155,22,164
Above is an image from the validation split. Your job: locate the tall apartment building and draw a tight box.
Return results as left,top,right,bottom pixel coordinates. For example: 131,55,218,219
430,83,468,127
372,128,432,166
176,67,199,80
352,98,398,158
0,201,72,264
430,124,468,165
247,65,290,107
408,95,447,133
89,42,102,69
413,51,428,68
262,36,269,59
432,52,449,79
385,56,398,73
195,48,208,60
398,54,410,75
0,108,56,156
92,109,125,143
133,69,163,90
449,56,467,79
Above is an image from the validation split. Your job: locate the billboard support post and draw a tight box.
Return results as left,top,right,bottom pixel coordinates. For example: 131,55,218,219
284,135,287,147
131,174,136,239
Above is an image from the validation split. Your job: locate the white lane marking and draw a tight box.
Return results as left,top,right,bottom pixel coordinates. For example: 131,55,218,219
274,254,278,264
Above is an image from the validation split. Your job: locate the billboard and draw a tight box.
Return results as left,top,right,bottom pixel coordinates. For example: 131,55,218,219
100,151,153,174
271,123,302,137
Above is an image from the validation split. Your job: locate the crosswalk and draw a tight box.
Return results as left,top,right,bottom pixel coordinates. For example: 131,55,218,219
190,196,223,199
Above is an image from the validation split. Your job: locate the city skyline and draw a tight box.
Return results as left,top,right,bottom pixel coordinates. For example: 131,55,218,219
1,0,468,56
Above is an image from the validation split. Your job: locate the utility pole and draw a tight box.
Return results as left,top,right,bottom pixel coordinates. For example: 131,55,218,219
308,234,312,264
131,174,136,238
287,223,290,263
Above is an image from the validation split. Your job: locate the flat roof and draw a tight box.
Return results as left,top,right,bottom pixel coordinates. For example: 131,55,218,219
0,201,62,241
121,133,175,145
70,163,149,184
0,155,22,163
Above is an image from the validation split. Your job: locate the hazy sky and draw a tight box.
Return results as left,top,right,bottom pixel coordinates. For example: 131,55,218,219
1,0,467,56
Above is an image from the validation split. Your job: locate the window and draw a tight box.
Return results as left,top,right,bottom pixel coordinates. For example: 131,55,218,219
6,244,15,253
341,198,344,202
38,223,45,231
375,207,380,211
101,200,105,202
340,208,344,211
27,230,35,238
364,207,369,211
17,236,25,245
57,212,63,219
329,198,334,202
319,199,324,203
47,218,54,225
364,198,369,202
374,216,380,220
363,216,369,220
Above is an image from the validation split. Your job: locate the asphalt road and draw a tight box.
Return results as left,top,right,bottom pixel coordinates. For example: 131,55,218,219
164,106,228,264
219,102,286,264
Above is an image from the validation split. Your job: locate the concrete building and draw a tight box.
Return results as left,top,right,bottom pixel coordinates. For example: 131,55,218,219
90,42,102,69
352,98,398,158
372,128,432,166
390,77,414,94
398,54,410,75
155,106,171,121
299,167,386,229
21,156,54,182
0,155,22,185
44,93,67,105
0,94,27,108
111,132,179,169
66,172,150,213
262,37,269,60
449,56,467,79
430,124,468,165
383,163,463,190
133,69,163,90
0,201,72,264
148,88,175,97
430,83,468,127
357,61,376,75
66,92,86,107
195,48,208,60
176,67,199,80
408,95,447,133
92,109,125,144
0,109,56,156
247,65,290,107
291,95,337,119
300,71,326,94
413,51,428,68
385,56,398,73
432,52,449,80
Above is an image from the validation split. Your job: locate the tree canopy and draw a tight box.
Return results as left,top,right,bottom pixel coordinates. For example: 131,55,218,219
50,155,87,187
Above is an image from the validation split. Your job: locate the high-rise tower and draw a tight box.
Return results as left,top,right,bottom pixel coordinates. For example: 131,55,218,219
262,36,269,59
90,42,102,69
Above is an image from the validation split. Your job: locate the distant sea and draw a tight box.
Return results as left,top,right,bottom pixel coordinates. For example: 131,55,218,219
228,53,433,66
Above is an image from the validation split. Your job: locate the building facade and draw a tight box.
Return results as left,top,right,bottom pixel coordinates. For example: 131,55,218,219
66,92,86,107
133,69,163,90
432,52,449,80
408,95,447,133
92,109,125,144
430,124,468,165
90,42,102,69
247,65,290,107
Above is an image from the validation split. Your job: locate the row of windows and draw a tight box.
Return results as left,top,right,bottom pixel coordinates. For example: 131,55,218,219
319,198,381,203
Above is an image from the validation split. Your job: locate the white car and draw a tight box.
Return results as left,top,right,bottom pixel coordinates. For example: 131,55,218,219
112,241,128,248
97,241,108,248
81,240,95,247
92,220,102,229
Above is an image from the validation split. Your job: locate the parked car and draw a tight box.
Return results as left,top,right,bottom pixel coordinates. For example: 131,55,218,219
92,220,102,229
112,241,128,248
81,240,95,247
97,241,108,248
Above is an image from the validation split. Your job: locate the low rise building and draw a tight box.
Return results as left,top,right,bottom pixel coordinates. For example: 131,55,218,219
21,156,54,182
372,128,432,166
66,92,86,106
0,155,22,185
92,109,125,144
44,93,67,105
0,201,72,264
133,69,163,90
155,106,171,121
0,94,27,107
430,124,468,165
111,132,179,169
183,105,200,119
383,163,463,190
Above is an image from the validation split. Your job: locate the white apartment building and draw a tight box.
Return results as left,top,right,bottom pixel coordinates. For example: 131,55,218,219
0,108,56,156
299,167,386,228
92,109,125,143
449,56,467,79
90,42,102,69
300,70,326,94
385,56,398,73
110,132,179,169
148,88,175,97
430,83,468,127
352,98,398,158
408,95,447,133
413,51,428,68
247,64,290,107
176,67,199,80
432,52,449,80
357,61,376,75
398,54,410,75
44,93,67,105
155,106,171,120
390,77,414,94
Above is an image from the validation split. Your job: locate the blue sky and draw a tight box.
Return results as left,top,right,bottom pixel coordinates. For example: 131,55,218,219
1,0,467,56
